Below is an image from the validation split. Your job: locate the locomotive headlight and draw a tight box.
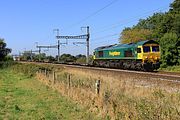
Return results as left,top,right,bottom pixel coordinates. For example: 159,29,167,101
154,57,158,60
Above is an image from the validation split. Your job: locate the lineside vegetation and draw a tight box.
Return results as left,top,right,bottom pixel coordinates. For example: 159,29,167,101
9,63,180,119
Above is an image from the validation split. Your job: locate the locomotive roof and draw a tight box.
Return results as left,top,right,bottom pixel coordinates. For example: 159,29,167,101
95,40,158,51
95,44,117,50
135,40,159,46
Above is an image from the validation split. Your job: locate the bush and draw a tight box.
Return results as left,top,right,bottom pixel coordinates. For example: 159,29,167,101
11,63,40,77
0,61,17,69
160,33,179,67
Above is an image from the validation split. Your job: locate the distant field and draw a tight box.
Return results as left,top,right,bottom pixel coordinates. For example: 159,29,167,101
0,68,99,120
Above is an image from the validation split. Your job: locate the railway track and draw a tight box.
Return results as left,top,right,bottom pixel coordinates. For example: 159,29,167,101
21,61,180,83
61,64,180,81
19,61,180,92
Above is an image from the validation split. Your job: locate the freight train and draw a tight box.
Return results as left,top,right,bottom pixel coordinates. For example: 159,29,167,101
92,40,160,71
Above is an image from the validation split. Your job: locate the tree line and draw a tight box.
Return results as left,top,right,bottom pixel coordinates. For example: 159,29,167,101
20,52,89,64
120,0,180,67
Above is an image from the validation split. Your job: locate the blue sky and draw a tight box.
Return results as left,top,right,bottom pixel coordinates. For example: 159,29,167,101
0,0,173,56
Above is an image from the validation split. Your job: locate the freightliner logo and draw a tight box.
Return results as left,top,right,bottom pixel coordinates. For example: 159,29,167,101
109,51,120,56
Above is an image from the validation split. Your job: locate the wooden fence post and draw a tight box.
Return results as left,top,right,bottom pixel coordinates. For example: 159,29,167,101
39,68,42,74
95,80,101,95
38,68,40,74
45,69,47,76
68,74,71,89
53,71,56,84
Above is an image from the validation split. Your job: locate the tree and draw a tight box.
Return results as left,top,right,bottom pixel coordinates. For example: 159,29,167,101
3,55,13,61
75,54,86,64
0,38,11,61
134,13,165,30
119,28,153,43
33,53,46,61
59,54,76,63
20,52,34,61
75,54,86,59
158,0,180,67
170,0,180,12
169,0,180,37
45,56,56,62
134,13,166,39
160,33,180,67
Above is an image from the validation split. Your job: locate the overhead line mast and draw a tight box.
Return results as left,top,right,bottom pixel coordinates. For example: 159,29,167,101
53,29,61,62
36,45,59,62
56,26,90,65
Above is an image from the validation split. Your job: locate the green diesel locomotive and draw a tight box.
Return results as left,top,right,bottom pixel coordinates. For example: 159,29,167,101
93,40,160,71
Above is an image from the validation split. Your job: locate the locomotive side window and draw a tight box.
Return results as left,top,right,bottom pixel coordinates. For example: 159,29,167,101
143,46,150,53
137,48,141,53
98,51,104,57
124,50,133,57
152,46,159,52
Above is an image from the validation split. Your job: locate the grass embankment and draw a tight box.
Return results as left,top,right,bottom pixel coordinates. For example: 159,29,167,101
4,63,180,119
0,68,99,120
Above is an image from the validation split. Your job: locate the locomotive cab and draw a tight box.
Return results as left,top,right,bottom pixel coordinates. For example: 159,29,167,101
136,40,160,70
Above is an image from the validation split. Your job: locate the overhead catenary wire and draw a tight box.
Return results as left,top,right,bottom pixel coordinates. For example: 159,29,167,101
65,0,119,29
88,6,169,46
64,3,169,42
92,36,119,45
91,6,169,35
91,33,119,42
57,4,170,55
66,6,169,47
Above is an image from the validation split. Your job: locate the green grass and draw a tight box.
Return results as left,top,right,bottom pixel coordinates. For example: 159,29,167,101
0,68,99,120
159,65,180,72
